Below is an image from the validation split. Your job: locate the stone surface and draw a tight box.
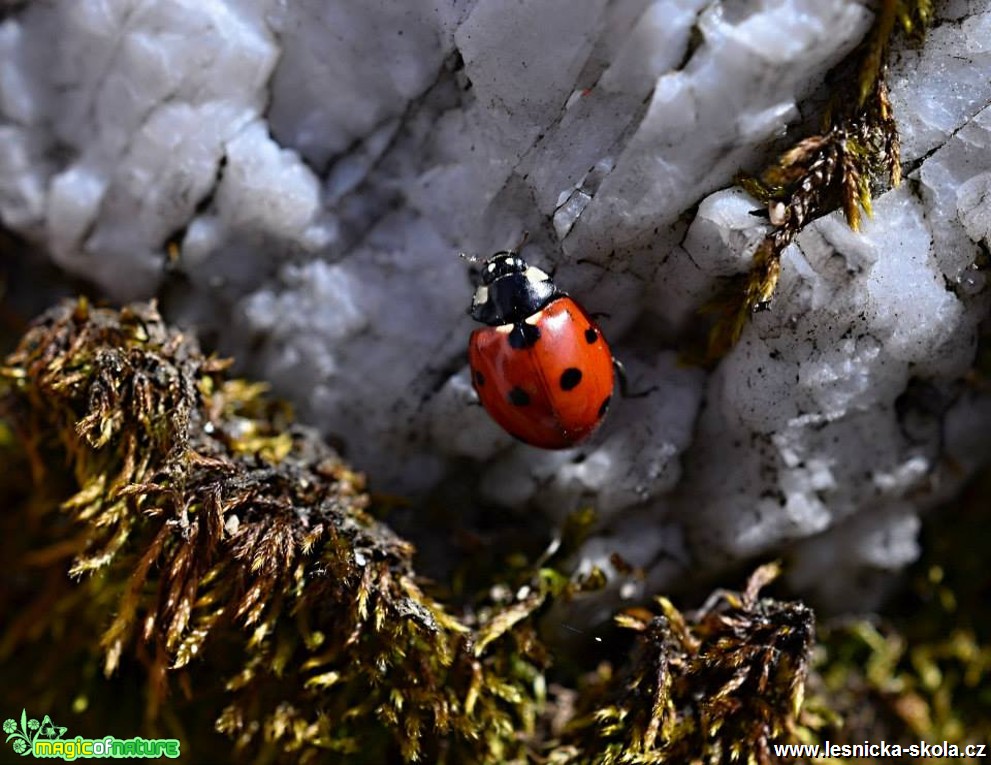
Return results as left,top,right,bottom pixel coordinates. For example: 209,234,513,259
1,0,989,616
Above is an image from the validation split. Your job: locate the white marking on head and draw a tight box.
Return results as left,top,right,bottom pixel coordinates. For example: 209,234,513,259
524,266,549,284
473,285,489,306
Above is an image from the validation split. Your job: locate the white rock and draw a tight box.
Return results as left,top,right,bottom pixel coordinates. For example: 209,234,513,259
889,6,991,161
1,0,990,616
0,126,49,229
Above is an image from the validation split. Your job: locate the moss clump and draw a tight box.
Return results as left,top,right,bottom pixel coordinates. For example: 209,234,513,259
806,473,991,762
2,299,987,764
707,0,935,359
0,299,551,763
556,564,815,764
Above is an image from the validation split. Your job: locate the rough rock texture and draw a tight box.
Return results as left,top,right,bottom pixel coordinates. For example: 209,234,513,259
1,0,989,615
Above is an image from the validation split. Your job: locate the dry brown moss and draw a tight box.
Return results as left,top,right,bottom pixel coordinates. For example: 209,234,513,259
554,564,815,765
707,0,935,359
0,299,551,763
1,299,987,763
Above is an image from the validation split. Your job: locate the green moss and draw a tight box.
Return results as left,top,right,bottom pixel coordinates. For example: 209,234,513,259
706,0,936,360
807,473,991,762
555,563,816,764
2,298,987,763
0,300,550,763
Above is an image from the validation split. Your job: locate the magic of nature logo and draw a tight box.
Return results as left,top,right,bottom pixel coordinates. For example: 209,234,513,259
3,710,180,760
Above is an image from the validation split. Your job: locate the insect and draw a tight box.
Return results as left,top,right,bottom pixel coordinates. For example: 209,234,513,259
466,245,618,449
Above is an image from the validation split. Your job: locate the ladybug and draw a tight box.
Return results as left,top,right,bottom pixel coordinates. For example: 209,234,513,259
467,247,616,449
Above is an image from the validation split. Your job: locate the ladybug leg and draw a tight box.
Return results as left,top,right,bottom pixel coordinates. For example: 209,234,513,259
613,358,658,399
466,382,482,406
468,268,482,288
465,366,482,406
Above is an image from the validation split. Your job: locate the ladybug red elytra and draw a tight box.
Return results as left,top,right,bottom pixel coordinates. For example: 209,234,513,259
467,247,616,449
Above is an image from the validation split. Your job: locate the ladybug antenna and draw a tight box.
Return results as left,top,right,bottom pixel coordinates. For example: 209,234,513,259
459,251,480,264
509,230,530,253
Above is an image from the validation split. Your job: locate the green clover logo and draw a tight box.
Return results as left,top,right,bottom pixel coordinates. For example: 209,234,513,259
4,710,67,757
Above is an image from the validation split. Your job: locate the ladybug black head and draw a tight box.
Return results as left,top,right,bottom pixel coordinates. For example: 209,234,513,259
470,250,562,326
480,252,527,284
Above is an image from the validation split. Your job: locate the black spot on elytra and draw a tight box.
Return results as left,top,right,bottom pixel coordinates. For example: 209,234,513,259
474,370,486,387
508,387,531,406
560,367,582,391
584,328,598,344
508,322,541,349
598,395,612,418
